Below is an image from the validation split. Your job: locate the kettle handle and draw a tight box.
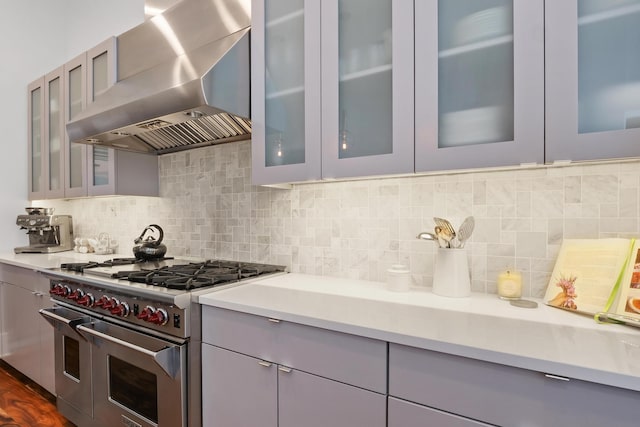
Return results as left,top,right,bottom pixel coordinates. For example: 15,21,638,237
134,224,164,246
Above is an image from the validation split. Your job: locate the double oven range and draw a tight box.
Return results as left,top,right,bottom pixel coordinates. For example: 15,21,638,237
40,258,285,427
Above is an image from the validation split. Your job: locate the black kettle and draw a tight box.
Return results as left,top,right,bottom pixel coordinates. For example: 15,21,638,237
133,224,167,261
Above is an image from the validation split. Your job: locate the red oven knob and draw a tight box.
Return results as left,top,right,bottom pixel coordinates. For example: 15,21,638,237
77,293,95,307
50,284,71,297
110,302,130,317
68,289,85,301
147,308,169,326
102,298,119,311
136,306,155,321
94,295,111,308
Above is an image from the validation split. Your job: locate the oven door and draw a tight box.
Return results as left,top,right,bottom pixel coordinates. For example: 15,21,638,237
39,306,94,426
77,320,187,427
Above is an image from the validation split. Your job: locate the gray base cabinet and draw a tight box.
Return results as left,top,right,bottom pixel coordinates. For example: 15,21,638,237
201,306,387,427
388,397,491,427
0,264,55,394
389,343,639,427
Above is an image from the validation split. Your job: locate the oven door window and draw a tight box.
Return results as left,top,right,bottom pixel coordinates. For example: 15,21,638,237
108,356,158,423
63,335,80,380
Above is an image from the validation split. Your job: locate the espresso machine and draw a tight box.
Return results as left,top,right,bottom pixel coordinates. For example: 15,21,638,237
15,207,74,253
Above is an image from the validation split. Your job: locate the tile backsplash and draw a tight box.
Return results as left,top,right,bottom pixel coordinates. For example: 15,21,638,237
43,141,640,298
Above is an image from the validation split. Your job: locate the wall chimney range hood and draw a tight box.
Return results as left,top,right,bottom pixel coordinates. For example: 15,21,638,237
66,0,251,155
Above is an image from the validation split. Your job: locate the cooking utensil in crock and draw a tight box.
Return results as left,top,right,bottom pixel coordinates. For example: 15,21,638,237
456,216,475,248
133,224,167,260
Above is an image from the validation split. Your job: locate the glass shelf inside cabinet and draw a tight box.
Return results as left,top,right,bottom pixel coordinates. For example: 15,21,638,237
577,0,640,26
438,0,514,148
577,0,640,133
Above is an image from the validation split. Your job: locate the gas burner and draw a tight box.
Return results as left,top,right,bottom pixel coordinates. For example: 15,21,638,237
60,261,101,272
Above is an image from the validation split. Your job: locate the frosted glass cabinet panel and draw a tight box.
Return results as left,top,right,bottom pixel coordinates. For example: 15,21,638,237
64,53,88,198
321,0,414,178
44,67,65,199
546,0,640,161
86,38,118,196
28,79,45,200
415,0,544,171
252,0,322,185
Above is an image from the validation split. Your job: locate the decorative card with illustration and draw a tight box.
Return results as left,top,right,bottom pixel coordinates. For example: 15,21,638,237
544,238,636,316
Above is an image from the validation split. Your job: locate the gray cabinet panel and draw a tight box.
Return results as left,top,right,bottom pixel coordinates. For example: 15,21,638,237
0,267,55,394
388,397,491,427
546,0,640,162
415,0,544,172
279,366,386,427
202,306,387,392
389,343,640,427
202,344,277,427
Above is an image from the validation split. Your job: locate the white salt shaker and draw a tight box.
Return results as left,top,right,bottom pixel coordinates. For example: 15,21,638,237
387,264,411,292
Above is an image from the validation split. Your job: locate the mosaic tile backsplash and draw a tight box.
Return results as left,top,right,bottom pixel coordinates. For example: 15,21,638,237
43,141,640,298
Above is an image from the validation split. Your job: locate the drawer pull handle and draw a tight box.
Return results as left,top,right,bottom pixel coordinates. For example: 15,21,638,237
278,366,292,373
258,361,272,368
544,373,570,382
267,318,281,323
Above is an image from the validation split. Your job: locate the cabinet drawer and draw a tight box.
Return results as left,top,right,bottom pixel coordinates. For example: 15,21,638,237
388,397,490,427
0,264,41,291
389,343,639,427
202,306,387,392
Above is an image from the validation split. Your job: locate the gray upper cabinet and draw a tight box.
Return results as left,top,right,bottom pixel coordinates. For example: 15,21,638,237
546,0,640,162
251,0,322,185
33,37,158,200
28,78,45,200
63,52,88,198
415,0,544,172
320,0,414,179
252,0,414,185
29,64,76,201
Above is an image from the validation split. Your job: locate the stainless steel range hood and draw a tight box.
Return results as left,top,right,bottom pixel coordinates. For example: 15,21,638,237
66,0,251,155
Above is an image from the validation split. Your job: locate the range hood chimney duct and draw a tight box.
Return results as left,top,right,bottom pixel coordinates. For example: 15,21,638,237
66,0,251,154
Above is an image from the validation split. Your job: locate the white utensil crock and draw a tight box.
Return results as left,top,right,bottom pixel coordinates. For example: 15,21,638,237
432,248,471,297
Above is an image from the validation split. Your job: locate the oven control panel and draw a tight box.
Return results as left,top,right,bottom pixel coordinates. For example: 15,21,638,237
49,280,187,338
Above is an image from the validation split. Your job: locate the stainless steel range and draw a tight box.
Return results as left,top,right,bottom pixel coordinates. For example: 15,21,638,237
40,258,286,427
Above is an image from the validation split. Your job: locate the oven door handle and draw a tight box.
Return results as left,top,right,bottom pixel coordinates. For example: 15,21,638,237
76,324,180,379
39,307,91,338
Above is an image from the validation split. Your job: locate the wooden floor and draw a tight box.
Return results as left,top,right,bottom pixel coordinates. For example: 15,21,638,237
0,360,74,427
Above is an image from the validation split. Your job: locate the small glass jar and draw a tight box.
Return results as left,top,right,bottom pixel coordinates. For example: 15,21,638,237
497,270,522,300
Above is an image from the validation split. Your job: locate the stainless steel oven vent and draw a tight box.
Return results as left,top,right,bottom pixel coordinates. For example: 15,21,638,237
132,112,252,153
66,0,251,155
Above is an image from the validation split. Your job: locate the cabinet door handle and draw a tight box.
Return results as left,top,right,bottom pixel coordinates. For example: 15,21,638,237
267,318,281,323
544,373,570,382
32,291,43,297
278,366,292,374
258,361,272,368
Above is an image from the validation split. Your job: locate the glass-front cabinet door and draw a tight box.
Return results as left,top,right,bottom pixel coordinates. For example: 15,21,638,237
252,0,322,185
64,53,88,198
28,78,45,200
321,0,414,178
415,0,544,171
44,66,66,199
546,0,640,162
86,37,117,196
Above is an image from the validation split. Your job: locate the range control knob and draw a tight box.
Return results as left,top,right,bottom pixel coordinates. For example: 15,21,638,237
50,284,71,297
77,293,95,307
94,295,112,309
68,289,85,301
136,306,155,321
147,308,169,326
102,298,119,311
110,301,130,317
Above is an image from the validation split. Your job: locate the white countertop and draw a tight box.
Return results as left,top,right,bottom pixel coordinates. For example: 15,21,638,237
0,251,123,270
199,273,640,392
